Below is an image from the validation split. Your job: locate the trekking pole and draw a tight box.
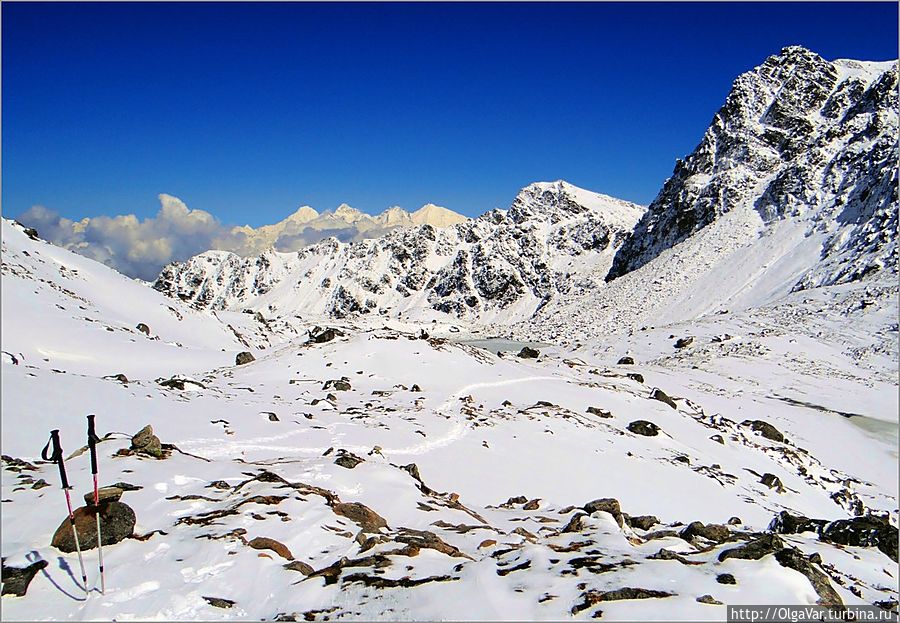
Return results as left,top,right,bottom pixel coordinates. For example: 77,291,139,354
87,415,105,594
41,429,89,597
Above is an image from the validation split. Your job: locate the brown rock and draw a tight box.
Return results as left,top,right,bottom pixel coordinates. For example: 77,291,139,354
332,502,388,533
248,537,294,561
51,501,135,552
478,539,497,549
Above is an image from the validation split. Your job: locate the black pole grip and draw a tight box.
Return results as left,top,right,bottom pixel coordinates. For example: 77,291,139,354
86,414,99,475
42,430,70,490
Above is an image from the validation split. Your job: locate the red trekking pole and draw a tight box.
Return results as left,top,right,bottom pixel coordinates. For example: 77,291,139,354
87,415,105,594
42,429,89,596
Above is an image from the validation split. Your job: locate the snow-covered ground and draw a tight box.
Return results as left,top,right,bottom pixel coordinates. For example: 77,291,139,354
1,214,897,620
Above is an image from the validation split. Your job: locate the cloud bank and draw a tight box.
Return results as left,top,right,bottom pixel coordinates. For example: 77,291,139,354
15,195,465,281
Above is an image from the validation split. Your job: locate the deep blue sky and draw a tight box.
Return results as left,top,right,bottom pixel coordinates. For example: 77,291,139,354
3,2,898,225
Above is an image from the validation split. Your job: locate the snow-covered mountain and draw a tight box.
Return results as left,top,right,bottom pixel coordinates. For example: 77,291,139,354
229,203,468,255
153,181,645,324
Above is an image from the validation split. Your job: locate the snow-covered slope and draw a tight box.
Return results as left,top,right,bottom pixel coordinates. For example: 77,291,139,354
2,215,897,620
153,181,645,324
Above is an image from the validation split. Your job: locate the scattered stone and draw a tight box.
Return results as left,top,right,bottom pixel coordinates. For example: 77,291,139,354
697,594,723,605
263,412,279,422
727,517,742,526
478,539,497,549
820,515,898,562
627,373,645,383
562,513,588,533
586,407,613,418
283,560,314,575
523,499,541,511
411,384,422,393
309,326,343,343
108,373,129,384
248,537,294,561
716,573,737,585
1,559,48,596
627,515,659,531
774,548,843,606
584,498,624,527
517,347,539,359
334,451,365,470
742,419,784,443
710,434,725,445
158,377,206,391
135,323,150,335
617,356,635,365
207,480,231,490
30,479,50,490
323,377,351,391
679,521,732,543
628,420,660,436
203,596,235,609
394,528,470,559
82,486,123,506
649,388,677,409
674,336,694,348
52,501,136,552
130,425,163,458
760,473,785,492
332,502,388,533
235,351,255,366
718,534,785,562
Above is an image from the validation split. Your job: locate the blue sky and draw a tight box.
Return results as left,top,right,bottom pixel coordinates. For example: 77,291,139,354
3,2,898,225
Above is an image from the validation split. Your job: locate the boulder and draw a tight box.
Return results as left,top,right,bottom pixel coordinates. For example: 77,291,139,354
332,502,387,533
1,559,48,596
627,373,645,383
52,501,136,552
283,560,314,575
203,596,236,609
718,534,785,562
83,486,124,506
742,419,784,443
628,420,660,436
586,407,612,418
627,515,659,531
248,537,294,561
131,425,163,458
680,521,732,543
584,498,624,527
323,377,352,391
674,336,694,348
135,323,150,335
774,548,843,606
235,352,255,366
562,513,588,533
617,356,635,365
517,347,539,359
697,595,723,605
820,515,898,562
761,473,785,492
716,573,736,585
309,326,343,343
334,451,364,470
523,499,541,511
649,388,677,409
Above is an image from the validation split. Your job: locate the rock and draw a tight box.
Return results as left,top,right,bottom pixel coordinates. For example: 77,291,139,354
562,513,588,533
718,534,785,562
283,560,314,575
584,498,624,527
208,480,231,490
617,356,635,365
248,537,294,561
131,425,163,458
309,326,343,343
332,502,388,533
774,548,843,606
769,511,826,535
626,372,645,383
158,376,205,391
727,517,742,526
503,495,528,507
586,407,613,418
674,336,694,348
761,473,785,492
649,388,677,409
697,595,723,605
109,373,129,384
627,515,659,531
394,528,469,558
710,434,725,444
478,539,497,549
334,451,364,470
203,596,235,609
628,420,660,436
679,521,732,543
742,419,784,443
716,573,736,585
31,479,50,490
135,323,150,335
51,501,136,552
1,559,48,596
235,351,255,365
323,377,352,391
820,515,898,562
263,412,279,422
595,587,675,602
523,499,541,511
411,384,422,393
517,346,539,359
83,486,123,506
